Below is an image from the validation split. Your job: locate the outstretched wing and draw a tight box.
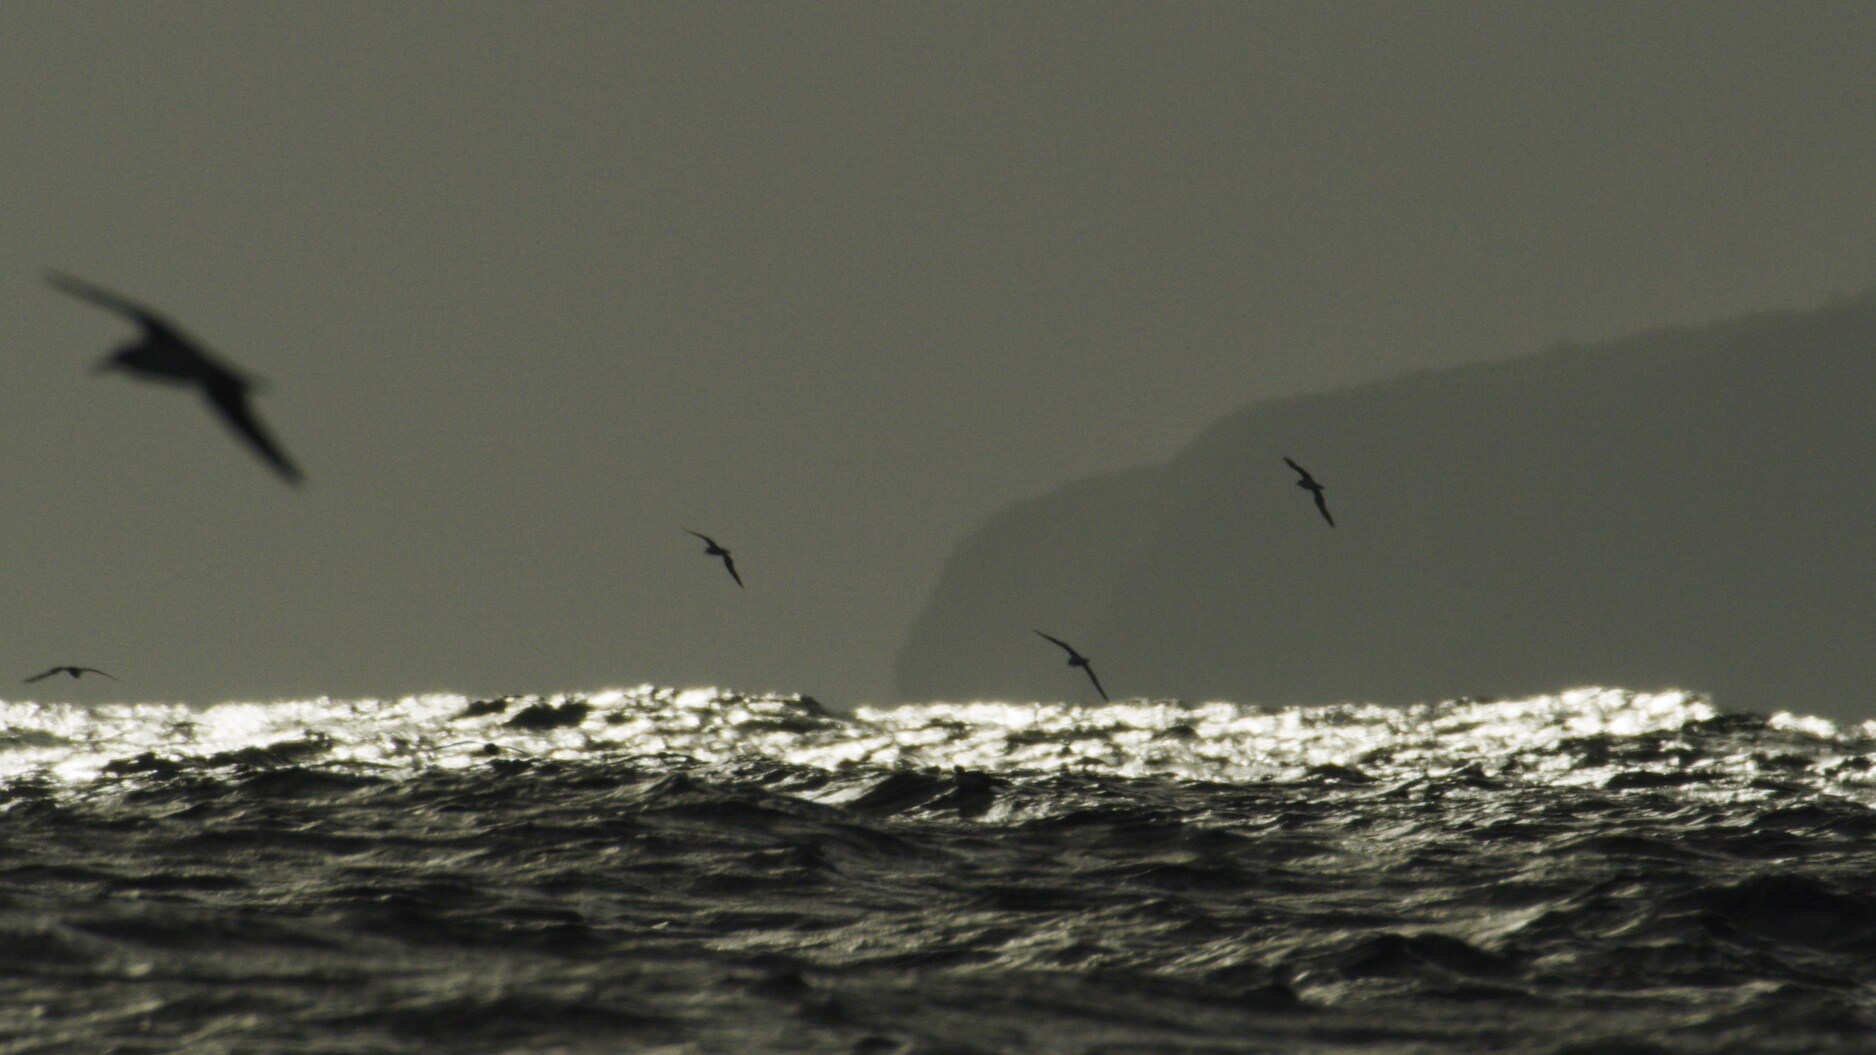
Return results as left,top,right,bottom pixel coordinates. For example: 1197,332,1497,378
1282,456,1307,479
1033,630,1076,656
1082,664,1111,703
684,529,717,547
76,668,118,680
22,668,56,684
720,553,744,588
202,378,303,484
1313,490,1335,527
47,272,184,342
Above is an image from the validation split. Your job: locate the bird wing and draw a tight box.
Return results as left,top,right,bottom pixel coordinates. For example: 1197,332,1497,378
1034,630,1078,656
22,669,55,683
722,553,744,587
1082,665,1111,703
1313,490,1335,527
47,272,186,342
1283,457,1306,477
202,378,303,484
684,529,716,547
77,668,118,680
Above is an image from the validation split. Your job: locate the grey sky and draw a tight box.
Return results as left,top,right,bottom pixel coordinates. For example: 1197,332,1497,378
3,3,1874,706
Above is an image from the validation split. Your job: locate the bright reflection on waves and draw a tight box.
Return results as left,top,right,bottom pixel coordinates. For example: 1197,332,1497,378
0,685,1871,798
854,688,1715,781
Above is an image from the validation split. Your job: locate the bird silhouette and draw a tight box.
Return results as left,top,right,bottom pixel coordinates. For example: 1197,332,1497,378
685,529,743,587
1283,457,1334,527
1034,630,1110,702
48,272,303,484
24,666,116,684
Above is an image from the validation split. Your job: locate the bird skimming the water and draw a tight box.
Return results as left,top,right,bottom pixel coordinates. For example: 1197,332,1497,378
685,529,744,587
24,666,116,684
1283,457,1334,527
1034,631,1110,702
48,272,303,485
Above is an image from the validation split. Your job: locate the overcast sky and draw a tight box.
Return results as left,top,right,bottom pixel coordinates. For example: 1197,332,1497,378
3,3,1874,707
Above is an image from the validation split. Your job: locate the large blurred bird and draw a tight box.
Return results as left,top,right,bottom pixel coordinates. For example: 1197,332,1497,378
48,272,303,484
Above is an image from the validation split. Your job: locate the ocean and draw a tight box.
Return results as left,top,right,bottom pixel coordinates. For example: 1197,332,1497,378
2,686,1873,1053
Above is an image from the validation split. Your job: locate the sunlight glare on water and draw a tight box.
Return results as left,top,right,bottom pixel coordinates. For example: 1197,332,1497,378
0,683,1826,800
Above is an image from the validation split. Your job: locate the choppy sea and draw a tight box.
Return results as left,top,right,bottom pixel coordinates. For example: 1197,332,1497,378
3,686,1875,1053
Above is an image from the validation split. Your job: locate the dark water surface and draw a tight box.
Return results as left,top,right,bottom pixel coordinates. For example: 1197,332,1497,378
2,687,1874,1053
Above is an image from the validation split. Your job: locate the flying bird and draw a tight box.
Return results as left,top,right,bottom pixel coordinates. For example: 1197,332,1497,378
1034,630,1110,702
685,529,743,587
47,272,303,484
24,666,116,684
1283,457,1334,527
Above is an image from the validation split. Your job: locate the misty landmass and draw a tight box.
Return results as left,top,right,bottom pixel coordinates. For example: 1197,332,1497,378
897,292,1876,721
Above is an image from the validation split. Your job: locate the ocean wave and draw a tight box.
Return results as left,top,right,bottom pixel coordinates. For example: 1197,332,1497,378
5,686,1876,1051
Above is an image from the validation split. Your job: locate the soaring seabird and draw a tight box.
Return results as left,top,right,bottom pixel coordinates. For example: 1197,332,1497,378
1283,457,1334,527
24,666,116,684
1034,630,1110,702
684,529,743,587
48,272,303,484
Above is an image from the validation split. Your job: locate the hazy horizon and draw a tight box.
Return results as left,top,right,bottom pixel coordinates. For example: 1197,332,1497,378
897,288,1876,720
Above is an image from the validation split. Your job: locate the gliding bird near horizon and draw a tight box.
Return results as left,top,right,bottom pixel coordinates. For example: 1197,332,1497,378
685,530,744,587
47,272,304,485
1283,457,1334,527
1034,630,1111,702
24,666,116,684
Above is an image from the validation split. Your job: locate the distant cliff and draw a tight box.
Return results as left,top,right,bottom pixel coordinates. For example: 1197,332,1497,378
896,292,1876,720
